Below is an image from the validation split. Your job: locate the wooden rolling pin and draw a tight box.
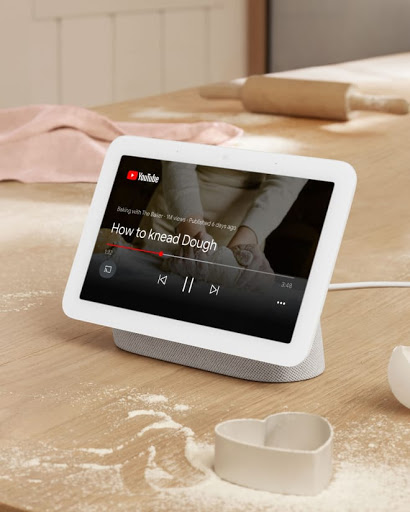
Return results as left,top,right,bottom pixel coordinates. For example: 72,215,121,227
199,76,409,121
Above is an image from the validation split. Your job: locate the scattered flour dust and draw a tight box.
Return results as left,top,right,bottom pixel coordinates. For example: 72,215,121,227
130,107,274,127
146,441,410,512
151,441,409,512
142,413,410,512
127,409,194,439
146,446,174,483
0,290,53,313
124,392,189,410
137,393,168,405
127,409,169,420
174,404,190,412
1,384,408,512
0,387,192,512
78,448,114,456
0,443,129,512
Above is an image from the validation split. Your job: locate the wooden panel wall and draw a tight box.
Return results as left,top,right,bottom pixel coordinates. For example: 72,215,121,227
164,9,208,91
114,12,162,100
0,0,247,108
61,16,114,105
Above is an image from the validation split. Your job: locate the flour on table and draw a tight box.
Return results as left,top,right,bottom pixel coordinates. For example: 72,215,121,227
144,413,410,512
147,444,410,512
127,409,194,439
130,107,273,127
77,463,122,471
0,290,53,313
146,446,174,484
138,419,182,437
1,383,408,512
137,393,168,405
174,404,190,412
0,443,129,511
127,409,169,420
78,448,114,456
230,133,302,153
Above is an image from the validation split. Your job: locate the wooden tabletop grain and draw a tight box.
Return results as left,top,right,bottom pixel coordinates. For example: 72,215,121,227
1,54,409,512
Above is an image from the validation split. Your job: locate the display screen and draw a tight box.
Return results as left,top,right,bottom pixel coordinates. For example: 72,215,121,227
80,156,334,343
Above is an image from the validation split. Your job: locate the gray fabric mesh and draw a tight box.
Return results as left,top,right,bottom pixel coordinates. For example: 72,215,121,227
112,325,324,383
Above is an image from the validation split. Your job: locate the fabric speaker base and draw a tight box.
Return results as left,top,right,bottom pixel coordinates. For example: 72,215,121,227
112,325,324,383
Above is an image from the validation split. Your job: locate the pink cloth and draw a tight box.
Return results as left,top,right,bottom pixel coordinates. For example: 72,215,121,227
0,105,242,183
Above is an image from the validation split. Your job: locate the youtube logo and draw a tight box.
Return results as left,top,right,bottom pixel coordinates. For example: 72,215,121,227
127,170,138,180
126,169,160,183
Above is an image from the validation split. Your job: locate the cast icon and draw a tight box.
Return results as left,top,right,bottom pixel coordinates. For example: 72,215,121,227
99,260,117,279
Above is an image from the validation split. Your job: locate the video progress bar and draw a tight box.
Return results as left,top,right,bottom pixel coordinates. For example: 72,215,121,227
107,242,294,279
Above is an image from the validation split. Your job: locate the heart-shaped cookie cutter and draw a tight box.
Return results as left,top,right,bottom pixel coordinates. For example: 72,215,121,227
214,412,333,495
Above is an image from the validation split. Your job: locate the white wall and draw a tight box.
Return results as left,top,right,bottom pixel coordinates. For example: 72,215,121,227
0,0,247,108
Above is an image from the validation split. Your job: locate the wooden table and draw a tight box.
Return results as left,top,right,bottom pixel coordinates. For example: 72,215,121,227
1,54,409,512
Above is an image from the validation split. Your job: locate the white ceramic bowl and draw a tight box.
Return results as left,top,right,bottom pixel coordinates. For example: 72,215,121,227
388,345,410,409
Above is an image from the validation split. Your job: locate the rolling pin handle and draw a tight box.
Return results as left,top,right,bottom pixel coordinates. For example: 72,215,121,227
348,90,409,115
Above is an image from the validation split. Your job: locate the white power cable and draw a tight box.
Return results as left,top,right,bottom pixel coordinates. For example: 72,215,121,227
329,281,410,290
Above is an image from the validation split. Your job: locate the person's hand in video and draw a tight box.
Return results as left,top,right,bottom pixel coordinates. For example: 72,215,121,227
171,231,215,280
228,226,274,290
164,217,216,280
165,224,274,291
230,244,274,288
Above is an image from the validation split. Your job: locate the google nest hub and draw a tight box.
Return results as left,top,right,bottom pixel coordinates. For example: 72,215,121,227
63,136,356,382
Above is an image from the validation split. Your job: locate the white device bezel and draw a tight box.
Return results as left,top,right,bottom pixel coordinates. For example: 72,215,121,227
63,136,356,367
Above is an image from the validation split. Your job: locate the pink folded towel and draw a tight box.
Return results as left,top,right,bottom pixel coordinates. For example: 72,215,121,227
0,105,242,183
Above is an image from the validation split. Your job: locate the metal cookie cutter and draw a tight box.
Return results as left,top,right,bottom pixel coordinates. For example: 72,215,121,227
214,412,333,495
